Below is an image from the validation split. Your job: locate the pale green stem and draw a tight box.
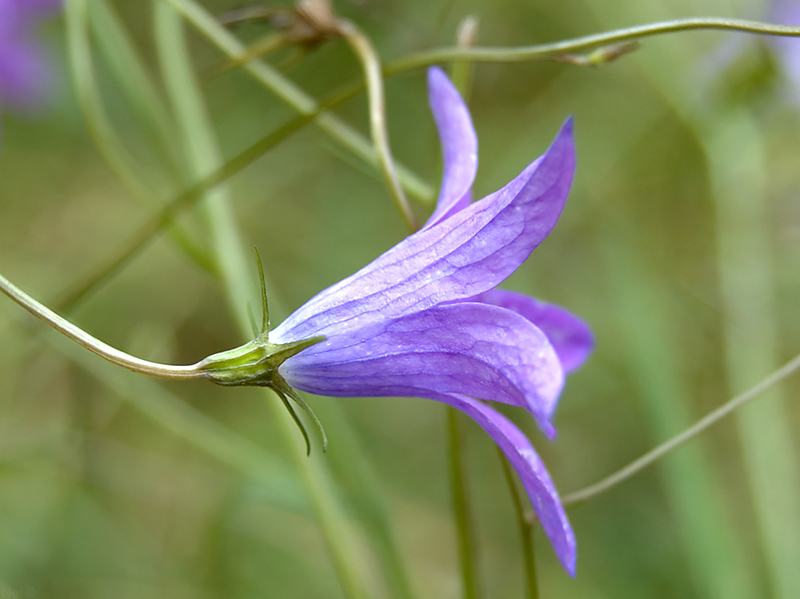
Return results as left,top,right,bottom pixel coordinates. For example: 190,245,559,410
448,408,480,599
0,271,204,381
153,5,371,598
338,21,418,231
45,329,309,515
449,17,479,101
562,350,800,506
387,18,800,73
314,402,417,599
497,449,537,599
161,0,435,205
704,110,800,599
154,2,256,319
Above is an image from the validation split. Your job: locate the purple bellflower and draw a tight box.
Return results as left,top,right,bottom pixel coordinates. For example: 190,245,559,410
0,0,60,124
202,67,592,576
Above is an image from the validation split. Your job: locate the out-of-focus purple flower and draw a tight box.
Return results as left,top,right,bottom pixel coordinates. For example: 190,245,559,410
266,67,593,575
0,0,61,114
770,0,800,100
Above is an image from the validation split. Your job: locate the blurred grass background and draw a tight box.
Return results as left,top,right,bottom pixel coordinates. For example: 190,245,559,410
1,0,800,597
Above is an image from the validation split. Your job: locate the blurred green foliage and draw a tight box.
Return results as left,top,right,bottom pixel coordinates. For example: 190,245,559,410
1,0,800,597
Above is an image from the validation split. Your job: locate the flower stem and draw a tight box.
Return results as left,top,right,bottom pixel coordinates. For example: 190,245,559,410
447,408,481,599
562,350,800,506
47,328,310,514
0,271,204,381
337,20,418,231
497,449,538,599
386,18,800,73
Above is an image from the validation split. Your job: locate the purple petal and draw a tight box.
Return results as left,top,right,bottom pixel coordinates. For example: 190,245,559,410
435,394,576,576
279,301,564,437
423,67,478,228
475,290,593,373
272,119,575,344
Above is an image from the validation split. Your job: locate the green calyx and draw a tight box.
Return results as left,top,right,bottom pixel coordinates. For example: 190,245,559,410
198,334,328,456
197,249,328,455
199,247,323,389
197,335,324,388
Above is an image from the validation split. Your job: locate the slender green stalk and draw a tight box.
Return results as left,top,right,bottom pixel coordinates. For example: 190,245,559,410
497,450,537,599
449,17,479,101
448,408,481,599
153,4,371,597
162,0,435,205
314,402,417,599
0,271,204,381
562,350,800,506
338,21,418,231
45,329,310,515
386,18,800,73
154,2,255,319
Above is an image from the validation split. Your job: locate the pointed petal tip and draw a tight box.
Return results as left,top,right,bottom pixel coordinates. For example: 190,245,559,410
564,552,577,578
556,116,575,146
541,419,558,441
